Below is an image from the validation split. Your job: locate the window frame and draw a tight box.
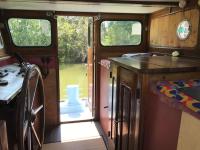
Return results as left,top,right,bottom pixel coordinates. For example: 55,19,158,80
100,19,143,47
7,17,53,48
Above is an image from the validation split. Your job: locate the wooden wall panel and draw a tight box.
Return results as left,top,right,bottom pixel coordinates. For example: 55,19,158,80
44,68,59,130
150,8,199,48
24,56,59,131
0,121,8,150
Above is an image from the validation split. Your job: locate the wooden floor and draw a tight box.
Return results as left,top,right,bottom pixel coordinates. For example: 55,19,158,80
43,122,107,150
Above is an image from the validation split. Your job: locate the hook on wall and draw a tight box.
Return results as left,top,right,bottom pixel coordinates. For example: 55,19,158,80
179,0,187,8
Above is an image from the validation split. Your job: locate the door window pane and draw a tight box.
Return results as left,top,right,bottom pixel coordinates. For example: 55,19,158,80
101,21,142,46
8,18,51,47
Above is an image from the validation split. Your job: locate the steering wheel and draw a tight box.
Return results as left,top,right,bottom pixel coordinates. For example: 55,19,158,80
16,64,45,150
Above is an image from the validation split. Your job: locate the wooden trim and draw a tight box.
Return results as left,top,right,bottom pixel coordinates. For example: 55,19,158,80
49,0,179,5
0,49,8,58
1,9,51,18
1,9,57,56
53,18,60,125
148,4,200,56
94,13,148,55
55,11,98,16
93,13,148,122
150,1,198,19
60,118,94,124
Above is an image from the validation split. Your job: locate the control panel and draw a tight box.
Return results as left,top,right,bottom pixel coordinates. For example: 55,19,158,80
0,63,24,104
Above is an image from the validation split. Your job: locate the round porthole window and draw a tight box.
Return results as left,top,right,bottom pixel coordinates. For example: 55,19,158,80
177,20,191,40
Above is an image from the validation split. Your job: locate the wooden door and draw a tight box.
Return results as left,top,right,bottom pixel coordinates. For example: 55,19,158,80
116,67,138,150
108,64,118,150
87,17,94,114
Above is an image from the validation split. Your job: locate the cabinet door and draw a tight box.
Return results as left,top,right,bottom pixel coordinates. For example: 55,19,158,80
119,83,132,150
109,64,118,150
116,67,138,150
100,63,110,137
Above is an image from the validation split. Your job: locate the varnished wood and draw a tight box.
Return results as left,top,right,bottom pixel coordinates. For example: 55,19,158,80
0,121,8,150
110,55,200,73
44,68,59,130
99,60,111,142
16,64,45,150
143,84,182,150
116,67,138,150
148,1,200,57
0,10,57,56
94,13,148,57
28,0,179,5
110,53,200,150
149,8,199,48
94,13,148,123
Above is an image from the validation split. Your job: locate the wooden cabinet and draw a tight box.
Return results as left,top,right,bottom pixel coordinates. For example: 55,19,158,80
109,63,117,149
102,55,200,150
111,67,139,150
100,63,140,150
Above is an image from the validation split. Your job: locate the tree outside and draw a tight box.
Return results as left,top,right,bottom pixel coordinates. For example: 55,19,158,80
57,16,89,100
58,16,88,64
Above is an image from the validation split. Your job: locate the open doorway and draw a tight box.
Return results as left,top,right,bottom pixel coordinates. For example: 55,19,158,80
57,16,94,122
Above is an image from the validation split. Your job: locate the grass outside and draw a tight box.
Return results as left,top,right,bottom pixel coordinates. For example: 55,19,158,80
59,63,88,101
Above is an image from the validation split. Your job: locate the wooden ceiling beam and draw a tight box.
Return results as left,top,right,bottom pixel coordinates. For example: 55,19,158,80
9,0,179,6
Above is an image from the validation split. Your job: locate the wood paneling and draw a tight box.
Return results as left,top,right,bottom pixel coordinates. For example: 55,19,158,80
0,121,8,150
44,68,59,130
149,8,199,48
23,56,59,130
143,86,182,150
177,112,200,150
116,67,138,150
99,63,110,138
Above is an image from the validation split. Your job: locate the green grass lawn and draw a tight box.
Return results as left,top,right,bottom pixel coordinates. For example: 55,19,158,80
59,63,88,101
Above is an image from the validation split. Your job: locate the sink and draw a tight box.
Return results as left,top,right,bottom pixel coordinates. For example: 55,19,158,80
179,86,200,101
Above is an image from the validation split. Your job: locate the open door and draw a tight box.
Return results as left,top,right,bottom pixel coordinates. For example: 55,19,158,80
58,16,95,122
87,17,95,117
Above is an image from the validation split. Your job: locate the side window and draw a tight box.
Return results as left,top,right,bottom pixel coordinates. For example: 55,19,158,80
101,21,142,46
8,18,51,47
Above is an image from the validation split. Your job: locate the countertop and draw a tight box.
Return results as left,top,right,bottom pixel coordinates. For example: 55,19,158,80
109,55,200,73
110,54,200,119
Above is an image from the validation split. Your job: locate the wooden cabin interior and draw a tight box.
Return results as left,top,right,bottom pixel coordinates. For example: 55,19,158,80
1,0,200,150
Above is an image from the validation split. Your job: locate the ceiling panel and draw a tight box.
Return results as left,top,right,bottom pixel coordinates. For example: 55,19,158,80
0,1,177,13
